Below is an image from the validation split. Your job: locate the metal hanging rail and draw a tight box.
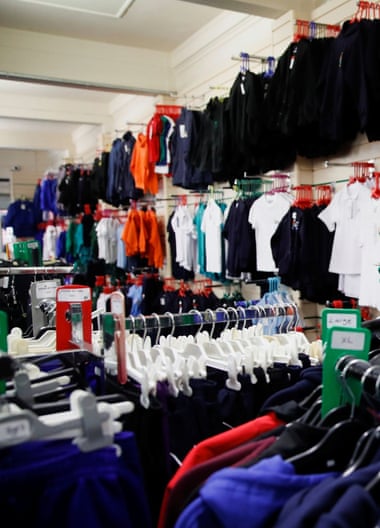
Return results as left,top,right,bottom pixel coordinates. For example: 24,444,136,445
324,159,375,168
231,51,269,64
293,19,341,40
0,266,74,275
101,302,300,349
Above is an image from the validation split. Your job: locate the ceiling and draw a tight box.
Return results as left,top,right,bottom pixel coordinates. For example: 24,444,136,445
0,0,324,49
0,0,324,148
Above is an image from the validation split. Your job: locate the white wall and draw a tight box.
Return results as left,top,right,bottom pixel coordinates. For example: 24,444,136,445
0,149,66,201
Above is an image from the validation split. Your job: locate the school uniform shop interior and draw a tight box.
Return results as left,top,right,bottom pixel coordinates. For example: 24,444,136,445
3,0,380,526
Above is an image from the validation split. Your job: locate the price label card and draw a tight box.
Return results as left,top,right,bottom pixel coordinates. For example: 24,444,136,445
36,280,59,299
57,287,91,302
330,330,366,351
0,418,31,444
111,291,125,316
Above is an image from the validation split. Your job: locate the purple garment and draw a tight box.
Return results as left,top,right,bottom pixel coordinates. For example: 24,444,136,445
174,454,336,528
3,199,38,237
313,485,378,528
40,176,58,215
0,431,152,528
259,366,322,414
274,460,380,528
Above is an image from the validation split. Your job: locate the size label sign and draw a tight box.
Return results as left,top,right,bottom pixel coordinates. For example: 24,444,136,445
0,419,30,444
321,308,361,343
326,313,358,329
330,329,366,351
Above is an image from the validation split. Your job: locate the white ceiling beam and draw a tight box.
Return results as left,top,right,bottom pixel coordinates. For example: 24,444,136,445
179,0,284,18
0,27,176,98
179,0,316,19
0,92,111,125
0,129,74,150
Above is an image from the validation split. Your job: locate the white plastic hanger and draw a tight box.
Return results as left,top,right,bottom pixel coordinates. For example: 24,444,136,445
7,327,57,355
0,388,133,452
194,308,242,391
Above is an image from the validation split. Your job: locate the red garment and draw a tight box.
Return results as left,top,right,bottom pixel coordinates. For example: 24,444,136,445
146,113,162,165
157,411,284,528
130,133,149,193
162,435,277,528
147,164,159,196
120,208,147,256
145,208,164,269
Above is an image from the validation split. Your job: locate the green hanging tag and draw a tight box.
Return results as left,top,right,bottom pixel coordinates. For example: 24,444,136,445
0,310,8,395
0,310,8,353
321,325,370,417
102,313,115,352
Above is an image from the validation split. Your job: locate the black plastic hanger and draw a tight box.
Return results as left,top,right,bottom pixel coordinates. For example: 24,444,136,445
299,383,322,408
342,426,378,477
295,385,323,426
286,419,369,474
296,397,322,426
316,401,354,427
365,469,380,502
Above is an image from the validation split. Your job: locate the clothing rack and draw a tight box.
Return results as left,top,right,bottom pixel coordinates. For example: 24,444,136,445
0,266,74,275
319,159,376,187
293,18,341,40
233,177,270,197
232,18,341,67
102,303,299,344
209,85,230,91
125,121,147,127
231,51,269,64
352,1,380,21
324,159,375,168
102,302,303,405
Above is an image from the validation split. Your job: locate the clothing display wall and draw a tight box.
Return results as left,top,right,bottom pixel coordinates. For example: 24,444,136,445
168,16,380,186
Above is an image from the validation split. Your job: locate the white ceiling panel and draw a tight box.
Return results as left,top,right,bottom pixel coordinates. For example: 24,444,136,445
0,0,224,50
16,0,135,18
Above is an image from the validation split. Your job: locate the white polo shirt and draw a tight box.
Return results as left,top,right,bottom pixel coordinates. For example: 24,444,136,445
248,192,292,272
318,181,372,275
201,198,224,274
358,197,380,309
171,205,196,272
